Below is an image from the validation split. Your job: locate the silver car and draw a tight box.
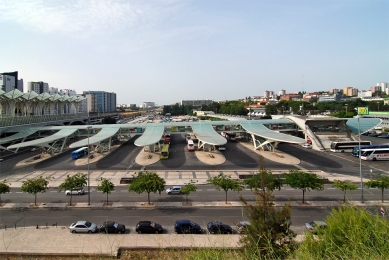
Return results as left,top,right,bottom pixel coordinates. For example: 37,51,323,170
69,221,98,233
166,186,182,195
65,188,85,195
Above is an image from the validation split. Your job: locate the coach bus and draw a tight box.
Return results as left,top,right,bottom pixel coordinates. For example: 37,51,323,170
360,148,389,161
187,140,195,151
351,144,389,157
330,141,371,153
160,144,170,159
71,147,88,159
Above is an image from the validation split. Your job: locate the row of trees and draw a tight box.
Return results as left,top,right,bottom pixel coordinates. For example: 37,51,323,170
0,170,388,206
163,98,388,118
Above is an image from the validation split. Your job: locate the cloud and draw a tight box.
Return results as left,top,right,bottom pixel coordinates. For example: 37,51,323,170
0,0,185,37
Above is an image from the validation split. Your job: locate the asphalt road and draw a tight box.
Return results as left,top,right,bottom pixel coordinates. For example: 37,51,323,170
1,183,385,205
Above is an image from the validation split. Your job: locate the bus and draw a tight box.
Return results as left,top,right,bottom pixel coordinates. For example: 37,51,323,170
330,141,371,153
160,144,170,159
360,148,389,161
352,144,389,157
187,140,195,151
71,147,88,159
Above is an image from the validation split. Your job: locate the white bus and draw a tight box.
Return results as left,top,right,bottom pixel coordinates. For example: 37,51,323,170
330,141,371,153
187,140,195,151
360,148,389,161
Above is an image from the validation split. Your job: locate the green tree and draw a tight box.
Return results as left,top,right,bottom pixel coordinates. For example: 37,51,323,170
365,175,389,202
96,177,115,204
58,173,87,205
332,180,358,203
244,170,283,191
128,171,166,205
240,155,293,259
0,179,11,206
207,174,242,204
284,170,324,203
21,176,52,205
181,180,197,204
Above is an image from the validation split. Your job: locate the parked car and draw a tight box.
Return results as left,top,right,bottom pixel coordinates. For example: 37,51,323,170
305,220,327,234
236,221,251,234
368,132,380,137
99,221,126,234
69,221,98,233
136,221,163,234
216,145,226,151
65,188,84,195
174,220,203,234
377,133,389,139
302,143,312,149
166,186,182,195
207,221,233,234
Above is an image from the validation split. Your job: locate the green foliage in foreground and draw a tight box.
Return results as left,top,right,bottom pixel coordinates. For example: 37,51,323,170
292,206,389,260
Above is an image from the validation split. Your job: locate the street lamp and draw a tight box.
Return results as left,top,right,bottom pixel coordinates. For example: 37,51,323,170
357,116,364,203
86,125,92,205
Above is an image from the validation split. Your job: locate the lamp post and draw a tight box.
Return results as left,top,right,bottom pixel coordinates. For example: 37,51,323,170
358,116,364,203
86,125,92,205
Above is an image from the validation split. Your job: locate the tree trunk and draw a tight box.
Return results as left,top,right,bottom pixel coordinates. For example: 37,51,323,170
148,192,150,204
225,190,228,204
70,193,72,206
382,188,384,203
34,193,37,205
344,190,346,203
302,189,305,204
107,193,109,204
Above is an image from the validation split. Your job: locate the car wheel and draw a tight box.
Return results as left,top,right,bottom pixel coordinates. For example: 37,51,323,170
66,193,70,196
155,231,159,234
88,230,92,233
138,231,142,234
72,230,76,233
168,192,171,195
77,192,81,195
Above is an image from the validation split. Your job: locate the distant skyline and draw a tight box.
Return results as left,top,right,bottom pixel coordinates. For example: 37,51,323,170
1,0,388,106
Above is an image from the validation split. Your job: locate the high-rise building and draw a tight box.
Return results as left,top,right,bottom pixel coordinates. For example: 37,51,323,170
28,81,49,94
343,87,357,97
82,91,117,113
278,89,286,96
0,71,23,92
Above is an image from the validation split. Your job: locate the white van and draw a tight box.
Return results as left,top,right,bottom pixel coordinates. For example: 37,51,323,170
187,140,195,151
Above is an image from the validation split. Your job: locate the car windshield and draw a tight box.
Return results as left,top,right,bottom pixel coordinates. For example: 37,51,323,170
113,223,118,228
85,221,92,227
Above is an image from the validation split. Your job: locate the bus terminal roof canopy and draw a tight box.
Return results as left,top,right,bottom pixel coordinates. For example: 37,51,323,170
134,124,165,146
346,118,382,134
239,119,306,144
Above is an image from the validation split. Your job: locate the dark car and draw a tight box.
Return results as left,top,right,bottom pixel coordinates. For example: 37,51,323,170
377,133,389,139
174,220,203,234
207,221,233,234
135,221,163,234
99,221,126,234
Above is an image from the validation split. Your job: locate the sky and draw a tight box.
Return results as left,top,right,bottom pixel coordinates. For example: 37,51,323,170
1,0,388,106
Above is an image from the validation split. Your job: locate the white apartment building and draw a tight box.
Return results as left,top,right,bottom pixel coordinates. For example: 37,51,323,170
358,90,372,98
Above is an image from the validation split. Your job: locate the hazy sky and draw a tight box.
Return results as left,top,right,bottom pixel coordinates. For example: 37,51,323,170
1,0,388,106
